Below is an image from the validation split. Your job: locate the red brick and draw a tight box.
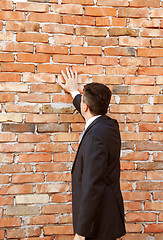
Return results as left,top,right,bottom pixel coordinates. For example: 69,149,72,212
138,67,163,76
47,172,71,182
28,13,60,23
0,185,33,195
30,84,61,93
53,94,72,103
121,132,148,141
42,24,73,34
121,171,145,180
59,214,72,224
54,35,83,45
36,143,68,152
29,215,57,225
120,57,150,67
0,175,9,184
52,193,72,203
53,153,71,162
126,223,142,233
139,123,163,132
1,63,35,73
153,152,163,161
0,217,21,227
126,212,157,222
138,48,163,57
110,27,139,37
96,17,127,27
124,202,142,211
122,234,154,240
72,65,103,74
127,114,157,123
18,93,50,103
92,76,122,85
35,162,68,172
152,39,163,48
5,103,39,113
156,77,163,85
12,174,44,183
63,0,93,4
144,224,163,233
0,230,5,239
121,152,149,161
136,182,163,190
7,227,41,239
147,171,163,180
17,53,50,63
119,8,149,18
16,2,49,12
25,114,58,123
0,73,21,83
37,65,69,74
54,133,79,142
19,154,52,163
0,11,25,21
85,7,116,16
130,0,160,7
145,202,163,211
106,67,136,75
130,86,160,95
63,16,94,25
0,32,13,41
122,192,151,201
22,73,56,83
143,105,163,114
120,162,135,170
36,44,68,54
151,133,163,141
0,143,34,153
153,192,163,200
151,58,163,66
0,133,15,142
0,154,14,164
0,196,14,205
18,134,50,143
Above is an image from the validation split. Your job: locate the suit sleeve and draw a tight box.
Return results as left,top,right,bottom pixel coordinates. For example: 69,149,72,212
76,132,108,237
73,94,82,115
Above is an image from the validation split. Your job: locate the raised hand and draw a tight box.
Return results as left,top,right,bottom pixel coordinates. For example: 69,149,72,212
58,68,78,95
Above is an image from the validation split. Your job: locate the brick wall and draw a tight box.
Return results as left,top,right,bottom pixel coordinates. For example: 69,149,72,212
0,0,163,239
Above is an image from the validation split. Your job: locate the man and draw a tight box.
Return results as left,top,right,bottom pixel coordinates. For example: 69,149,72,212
58,68,126,240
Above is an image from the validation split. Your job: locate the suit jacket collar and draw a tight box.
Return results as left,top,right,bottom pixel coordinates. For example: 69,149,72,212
71,115,109,172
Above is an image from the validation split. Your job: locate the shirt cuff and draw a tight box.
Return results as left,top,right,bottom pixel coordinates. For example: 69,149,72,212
71,91,80,99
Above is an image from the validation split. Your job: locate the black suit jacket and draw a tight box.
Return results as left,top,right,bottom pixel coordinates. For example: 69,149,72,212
71,94,126,240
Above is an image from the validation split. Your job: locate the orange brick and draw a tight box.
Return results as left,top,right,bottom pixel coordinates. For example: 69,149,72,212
119,8,149,18
0,133,15,142
121,132,148,141
72,65,103,75
124,76,155,85
71,46,102,55
47,172,71,182
147,171,163,180
0,53,14,62
151,58,163,66
53,94,72,103
44,226,73,235
5,103,39,113
18,93,50,103
0,32,13,41
52,193,72,203
92,76,122,85
37,65,69,74
58,214,72,224
141,29,163,38
18,134,50,143
153,192,163,200
119,37,150,47
138,48,163,57
0,154,14,164
28,13,60,23
17,32,49,43
129,19,160,28
16,2,49,12
53,133,79,142
110,27,139,37
53,153,71,162
106,67,136,75
156,76,163,85
17,53,50,63
0,175,9,184
12,174,44,183
151,9,163,18
110,105,140,113
63,0,94,4
6,22,40,32
0,42,33,53
53,55,85,64
1,63,35,73
104,47,136,56
130,86,160,95
0,0,13,10
0,143,34,153
19,153,52,163
0,11,25,21
153,152,163,161
0,196,13,205
0,217,21,228
87,37,117,46
63,16,94,25
120,57,150,67
28,215,57,225
30,84,61,93
126,224,142,233
97,0,128,7
42,24,73,34
96,17,127,27
76,26,107,36
130,0,160,7
138,67,163,76
121,151,149,161
85,7,116,16
51,4,83,15
139,123,163,132
36,44,68,54
136,182,163,190
124,202,142,211
25,114,58,123
87,56,118,66
121,171,145,180
22,73,56,83
122,192,151,201
53,35,83,45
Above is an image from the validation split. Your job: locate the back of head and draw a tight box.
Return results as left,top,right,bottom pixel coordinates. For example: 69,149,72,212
83,82,112,115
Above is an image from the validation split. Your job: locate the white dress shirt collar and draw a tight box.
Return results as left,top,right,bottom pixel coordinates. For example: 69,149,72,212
85,115,101,131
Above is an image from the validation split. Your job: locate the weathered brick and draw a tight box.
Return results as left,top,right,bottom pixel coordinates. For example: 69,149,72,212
2,123,35,132
0,185,33,195
126,212,157,222
110,27,139,37
0,217,21,228
35,163,68,172
130,0,160,8
17,32,49,43
137,162,163,171
36,44,68,54
52,193,72,203
119,37,150,47
44,226,73,235
120,57,150,67
105,47,136,56
151,9,163,18
0,11,25,21
7,227,41,239
85,7,116,17
106,67,136,75
11,174,45,183
87,37,117,46
37,123,68,133
129,19,160,28
16,194,49,204
19,153,52,163
54,35,83,45
136,141,163,151
16,2,49,12
36,183,69,194
0,113,22,123
5,103,40,113
6,22,40,32
87,56,118,66
28,215,57,225
141,29,163,38
47,172,71,182
29,13,61,23
0,42,33,53
124,76,155,85
97,0,128,6
42,24,73,34
130,86,160,95
118,8,149,18
54,133,79,142
36,143,68,152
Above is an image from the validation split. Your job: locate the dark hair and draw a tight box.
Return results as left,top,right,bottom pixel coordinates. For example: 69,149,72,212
83,82,112,115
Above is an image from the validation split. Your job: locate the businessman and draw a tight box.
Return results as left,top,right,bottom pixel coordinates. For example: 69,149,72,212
58,68,126,240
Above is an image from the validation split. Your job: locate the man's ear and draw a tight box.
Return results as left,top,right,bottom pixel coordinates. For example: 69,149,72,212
83,103,88,112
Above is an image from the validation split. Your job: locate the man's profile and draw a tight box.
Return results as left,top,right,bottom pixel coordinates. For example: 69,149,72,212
58,68,126,240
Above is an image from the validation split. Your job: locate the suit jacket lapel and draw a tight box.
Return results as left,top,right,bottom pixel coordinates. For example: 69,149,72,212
71,115,108,172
